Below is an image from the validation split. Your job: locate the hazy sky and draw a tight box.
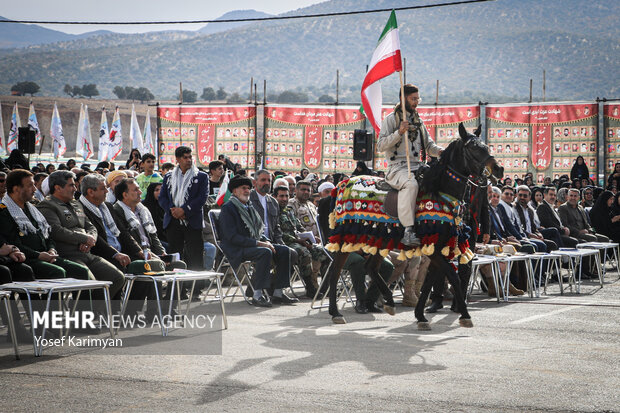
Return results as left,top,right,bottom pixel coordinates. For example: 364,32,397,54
0,0,325,34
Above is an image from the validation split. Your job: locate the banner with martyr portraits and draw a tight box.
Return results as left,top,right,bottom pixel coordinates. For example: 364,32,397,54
486,103,598,183
375,105,481,172
157,105,256,170
604,103,620,176
263,105,364,174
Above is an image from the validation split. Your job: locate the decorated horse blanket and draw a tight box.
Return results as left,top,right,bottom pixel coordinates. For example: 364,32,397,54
325,175,474,263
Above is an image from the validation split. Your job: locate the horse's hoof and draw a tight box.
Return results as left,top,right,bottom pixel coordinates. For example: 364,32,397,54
332,316,347,324
417,321,431,331
383,305,395,316
459,318,474,328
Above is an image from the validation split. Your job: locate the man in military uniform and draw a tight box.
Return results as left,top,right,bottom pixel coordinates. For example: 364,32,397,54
377,84,443,246
274,185,328,298
37,171,125,303
0,169,92,282
288,180,321,242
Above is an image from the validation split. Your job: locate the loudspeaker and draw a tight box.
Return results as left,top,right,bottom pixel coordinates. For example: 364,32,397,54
353,129,373,161
18,127,36,154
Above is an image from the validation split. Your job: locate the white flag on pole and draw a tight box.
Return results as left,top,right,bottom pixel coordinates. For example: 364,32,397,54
143,109,153,154
0,102,5,156
76,104,93,160
98,108,110,161
130,104,144,153
50,102,66,159
7,102,21,152
108,107,123,161
28,102,42,145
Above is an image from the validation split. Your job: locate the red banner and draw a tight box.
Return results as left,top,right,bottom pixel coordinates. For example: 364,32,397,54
486,103,598,182
264,105,364,174
604,103,620,178
157,105,256,169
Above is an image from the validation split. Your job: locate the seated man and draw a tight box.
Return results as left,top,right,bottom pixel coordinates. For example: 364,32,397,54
376,84,443,246
514,185,559,251
218,175,297,307
558,188,609,243
0,169,92,282
488,186,535,253
498,185,546,252
536,186,579,248
274,185,329,298
37,171,125,303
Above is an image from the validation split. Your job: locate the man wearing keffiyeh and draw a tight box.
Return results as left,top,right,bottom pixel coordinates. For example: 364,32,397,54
159,146,209,271
0,169,91,282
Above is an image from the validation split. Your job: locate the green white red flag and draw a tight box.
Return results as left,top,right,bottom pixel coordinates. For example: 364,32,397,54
361,10,403,135
215,171,231,206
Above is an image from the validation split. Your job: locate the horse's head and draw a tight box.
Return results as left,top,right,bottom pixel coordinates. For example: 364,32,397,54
456,123,503,185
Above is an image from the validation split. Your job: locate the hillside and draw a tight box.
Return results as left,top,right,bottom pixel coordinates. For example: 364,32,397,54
0,0,617,103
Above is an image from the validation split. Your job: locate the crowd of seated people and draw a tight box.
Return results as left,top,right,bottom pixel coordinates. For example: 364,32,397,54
1,148,619,342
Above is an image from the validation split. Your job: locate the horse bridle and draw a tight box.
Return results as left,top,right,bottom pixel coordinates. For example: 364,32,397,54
463,138,495,181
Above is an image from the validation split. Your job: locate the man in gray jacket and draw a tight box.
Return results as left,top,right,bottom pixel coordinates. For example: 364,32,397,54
376,84,443,245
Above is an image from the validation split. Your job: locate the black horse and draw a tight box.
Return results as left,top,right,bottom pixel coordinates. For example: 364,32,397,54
324,123,503,327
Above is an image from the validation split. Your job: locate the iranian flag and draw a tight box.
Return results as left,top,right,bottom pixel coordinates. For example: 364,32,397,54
361,10,402,135
215,171,231,206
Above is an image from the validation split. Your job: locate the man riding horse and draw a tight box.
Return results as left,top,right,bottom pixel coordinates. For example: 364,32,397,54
377,84,443,246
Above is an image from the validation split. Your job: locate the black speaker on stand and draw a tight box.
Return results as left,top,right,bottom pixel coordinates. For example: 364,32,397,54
353,129,373,161
18,127,36,154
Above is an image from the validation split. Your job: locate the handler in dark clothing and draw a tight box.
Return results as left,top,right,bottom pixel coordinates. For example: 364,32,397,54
218,175,297,307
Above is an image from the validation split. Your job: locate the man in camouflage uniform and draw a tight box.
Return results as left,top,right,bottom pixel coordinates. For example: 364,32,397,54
288,180,321,243
274,185,328,298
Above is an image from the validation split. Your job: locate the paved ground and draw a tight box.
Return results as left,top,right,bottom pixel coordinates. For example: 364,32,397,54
0,269,619,412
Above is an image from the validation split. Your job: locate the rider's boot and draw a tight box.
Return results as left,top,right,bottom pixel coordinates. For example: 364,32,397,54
402,226,421,247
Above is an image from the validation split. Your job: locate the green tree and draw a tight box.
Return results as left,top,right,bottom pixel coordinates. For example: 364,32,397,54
81,84,99,98
277,90,308,103
72,85,82,97
133,87,154,103
216,87,227,101
201,87,216,101
226,92,244,103
112,86,126,99
318,94,335,103
11,81,40,96
181,89,197,103
63,84,75,97
124,86,137,100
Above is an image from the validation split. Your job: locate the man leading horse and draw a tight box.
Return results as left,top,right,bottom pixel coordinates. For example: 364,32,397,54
377,84,443,246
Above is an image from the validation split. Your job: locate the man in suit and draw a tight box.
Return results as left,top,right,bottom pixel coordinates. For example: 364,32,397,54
78,173,135,268
37,171,125,302
159,146,209,270
218,175,297,307
558,188,609,243
536,186,579,248
514,185,559,251
488,187,535,253
249,170,283,244
498,185,546,252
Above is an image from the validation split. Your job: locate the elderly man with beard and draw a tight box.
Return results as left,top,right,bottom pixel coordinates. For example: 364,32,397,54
376,84,443,246
218,175,297,307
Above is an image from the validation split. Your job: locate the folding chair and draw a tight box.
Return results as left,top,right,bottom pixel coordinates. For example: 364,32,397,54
208,209,255,304
310,253,356,309
467,255,502,303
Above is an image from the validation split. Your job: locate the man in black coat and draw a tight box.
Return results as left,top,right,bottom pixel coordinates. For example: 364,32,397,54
218,175,297,307
536,186,579,248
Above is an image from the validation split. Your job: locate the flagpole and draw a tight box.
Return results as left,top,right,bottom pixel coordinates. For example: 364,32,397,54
399,71,411,179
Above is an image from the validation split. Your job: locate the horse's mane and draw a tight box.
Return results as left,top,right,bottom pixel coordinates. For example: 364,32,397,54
420,138,462,194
